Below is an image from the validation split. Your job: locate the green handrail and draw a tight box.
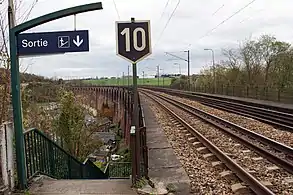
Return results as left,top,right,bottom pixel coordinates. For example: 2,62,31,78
23,128,108,180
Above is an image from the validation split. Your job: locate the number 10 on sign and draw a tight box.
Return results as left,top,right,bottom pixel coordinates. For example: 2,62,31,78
116,20,151,63
121,27,146,52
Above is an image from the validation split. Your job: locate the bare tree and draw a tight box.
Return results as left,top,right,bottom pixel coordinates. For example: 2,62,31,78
0,0,38,123
221,48,242,84
257,35,290,86
239,39,264,85
270,49,293,89
194,33,293,103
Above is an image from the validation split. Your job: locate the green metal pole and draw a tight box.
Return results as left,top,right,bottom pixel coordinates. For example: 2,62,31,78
8,2,103,190
9,29,27,189
132,62,141,180
130,126,136,185
12,3,103,34
9,0,27,189
131,17,141,180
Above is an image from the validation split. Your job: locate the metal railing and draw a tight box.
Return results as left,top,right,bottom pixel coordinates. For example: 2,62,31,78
24,128,108,180
138,95,148,178
194,84,293,104
141,82,293,104
108,162,131,179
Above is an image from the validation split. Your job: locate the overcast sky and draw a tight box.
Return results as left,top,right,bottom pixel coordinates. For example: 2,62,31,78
7,0,293,78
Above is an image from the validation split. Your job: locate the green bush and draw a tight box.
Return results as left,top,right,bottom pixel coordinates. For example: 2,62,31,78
94,161,105,170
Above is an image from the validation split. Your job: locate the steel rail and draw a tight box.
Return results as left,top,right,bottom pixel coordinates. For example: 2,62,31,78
142,87,293,131
142,91,275,195
142,89,293,175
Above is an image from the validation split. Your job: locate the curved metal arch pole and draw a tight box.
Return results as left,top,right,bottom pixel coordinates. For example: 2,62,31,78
9,2,103,189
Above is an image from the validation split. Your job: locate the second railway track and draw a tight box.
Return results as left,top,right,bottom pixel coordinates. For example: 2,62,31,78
143,87,293,131
141,89,293,194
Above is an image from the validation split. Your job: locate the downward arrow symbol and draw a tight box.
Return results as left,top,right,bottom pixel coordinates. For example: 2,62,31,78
73,35,83,47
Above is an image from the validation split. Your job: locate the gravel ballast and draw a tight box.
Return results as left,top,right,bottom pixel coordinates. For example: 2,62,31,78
142,94,235,194
142,91,293,194
160,92,293,148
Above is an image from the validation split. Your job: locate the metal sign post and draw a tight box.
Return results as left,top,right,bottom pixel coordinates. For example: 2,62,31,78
8,3,103,189
116,18,151,183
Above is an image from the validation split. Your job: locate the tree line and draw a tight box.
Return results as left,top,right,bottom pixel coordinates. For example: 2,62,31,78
196,34,293,91
169,34,293,102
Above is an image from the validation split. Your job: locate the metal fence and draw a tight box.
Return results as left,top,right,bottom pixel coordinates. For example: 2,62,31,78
193,85,293,104
24,128,108,180
108,162,131,179
144,82,293,104
138,96,148,178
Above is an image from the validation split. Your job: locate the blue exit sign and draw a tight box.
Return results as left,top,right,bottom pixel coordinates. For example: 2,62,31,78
17,30,89,56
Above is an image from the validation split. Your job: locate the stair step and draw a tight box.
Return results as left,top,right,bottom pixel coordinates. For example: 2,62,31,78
29,178,136,194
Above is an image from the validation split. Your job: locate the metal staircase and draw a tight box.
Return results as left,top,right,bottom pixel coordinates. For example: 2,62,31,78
23,128,108,181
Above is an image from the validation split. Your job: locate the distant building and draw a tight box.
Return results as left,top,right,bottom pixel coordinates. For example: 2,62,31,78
93,132,116,145
89,145,109,162
89,132,117,162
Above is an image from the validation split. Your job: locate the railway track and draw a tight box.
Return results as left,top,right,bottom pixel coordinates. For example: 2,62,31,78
142,87,293,132
141,90,293,194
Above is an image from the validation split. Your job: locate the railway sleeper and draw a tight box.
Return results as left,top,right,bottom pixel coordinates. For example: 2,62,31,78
196,147,209,154
143,91,276,195
202,153,217,161
265,165,280,172
231,183,252,194
192,141,203,147
220,170,238,181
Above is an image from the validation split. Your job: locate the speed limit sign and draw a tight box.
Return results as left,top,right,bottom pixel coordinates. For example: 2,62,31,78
116,20,151,63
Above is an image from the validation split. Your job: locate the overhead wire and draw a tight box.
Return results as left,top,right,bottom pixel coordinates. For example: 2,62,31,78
153,0,181,50
139,0,174,68
158,0,171,23
112,0,120,19
185,0,256,50
23,0,38,21
19,0,38,22
212,4,224,16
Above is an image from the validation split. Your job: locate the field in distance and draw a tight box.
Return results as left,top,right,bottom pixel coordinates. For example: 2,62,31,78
82,77,172,86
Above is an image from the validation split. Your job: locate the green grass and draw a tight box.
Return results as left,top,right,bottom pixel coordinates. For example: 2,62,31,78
82,77,172,86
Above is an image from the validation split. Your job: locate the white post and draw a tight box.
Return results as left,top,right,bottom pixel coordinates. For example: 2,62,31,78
1,122,15,190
